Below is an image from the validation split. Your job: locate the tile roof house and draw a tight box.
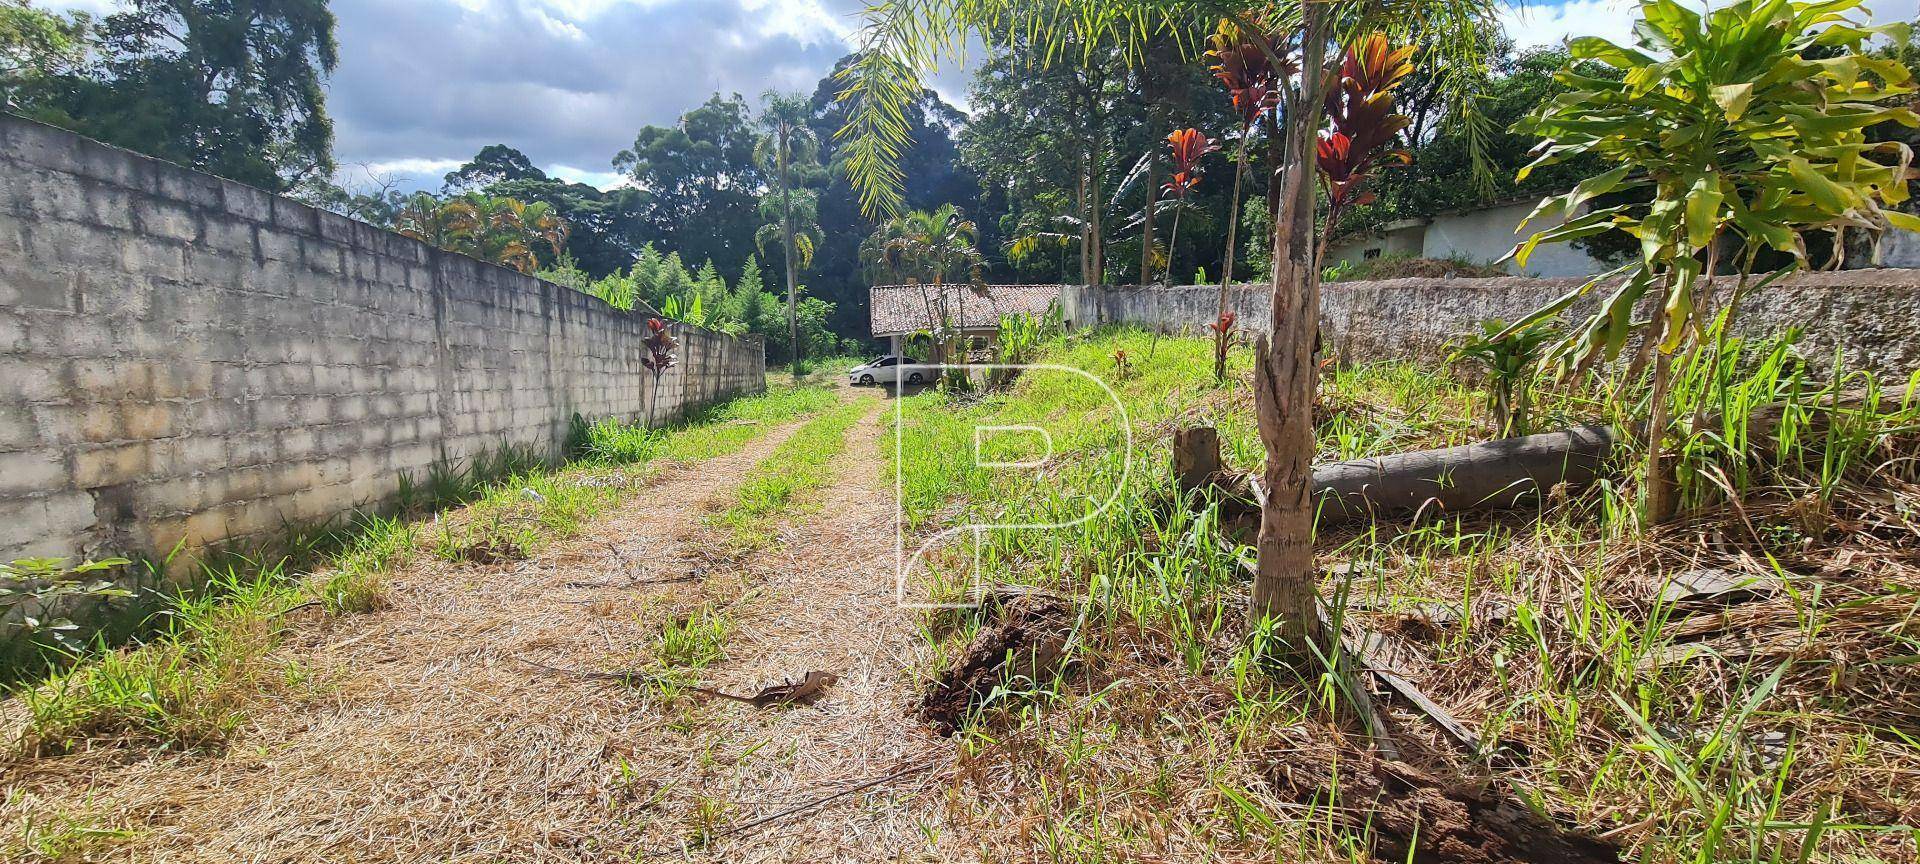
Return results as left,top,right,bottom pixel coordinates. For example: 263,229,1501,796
868,283,1061,338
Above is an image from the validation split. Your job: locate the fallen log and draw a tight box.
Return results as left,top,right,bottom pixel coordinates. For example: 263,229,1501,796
1175,424,1619,526
1312,424,1619,525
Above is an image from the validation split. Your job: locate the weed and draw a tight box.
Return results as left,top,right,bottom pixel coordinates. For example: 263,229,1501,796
709,398,870,548
654,604,732,669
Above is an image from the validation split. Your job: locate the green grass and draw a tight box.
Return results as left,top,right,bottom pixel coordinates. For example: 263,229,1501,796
710,397,872,548
889,326,1920,863
5,383,839,756
574,382,840,466
655,603,733,669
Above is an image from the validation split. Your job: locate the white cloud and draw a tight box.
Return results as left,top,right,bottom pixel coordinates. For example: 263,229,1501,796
1500,0,1636,48
548,165,631,189
1502,0,1919,49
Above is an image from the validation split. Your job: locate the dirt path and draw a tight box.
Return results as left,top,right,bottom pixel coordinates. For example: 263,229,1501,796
5,392,969,863
630,399,967,862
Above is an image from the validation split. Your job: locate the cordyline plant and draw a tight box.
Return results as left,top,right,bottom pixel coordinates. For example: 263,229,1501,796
1499,0,1918,522
641,317,677,430
836,0,1498,659
1206,17,1292,383
1315,34,1414,260
1160,128,1219,286
1209,311,1240,382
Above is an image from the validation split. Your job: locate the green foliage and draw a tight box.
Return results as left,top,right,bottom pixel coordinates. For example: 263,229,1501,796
992,302,1065,369
8,0,339,190
0,0,87,101
613,93,765,278
1448,318,1559,437
394,193,568,275
861,203,986,289
710,398,870,548
1507,0,1918,375
1,557,135,655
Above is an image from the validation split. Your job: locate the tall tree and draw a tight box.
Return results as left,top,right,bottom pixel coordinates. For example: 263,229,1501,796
839,1,1497,657
859,204,985,361
614,93,763,276
14,0,339,190
442,145,548,193
809,52,980,345
757,91,823,374
0,0,87,108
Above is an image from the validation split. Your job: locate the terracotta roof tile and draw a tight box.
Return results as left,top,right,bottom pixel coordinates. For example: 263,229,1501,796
868,284,1060,336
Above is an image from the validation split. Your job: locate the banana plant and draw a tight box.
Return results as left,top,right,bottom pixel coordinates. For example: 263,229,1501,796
1499,0,1917,521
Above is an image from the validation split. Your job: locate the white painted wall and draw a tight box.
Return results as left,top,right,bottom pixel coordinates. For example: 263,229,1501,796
1325,198,1612,279
1423,199,1608,278
1325,224,1424,269
1880,226,1920,269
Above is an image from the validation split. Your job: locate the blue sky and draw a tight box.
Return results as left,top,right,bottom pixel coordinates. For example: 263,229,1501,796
40,0,1920,193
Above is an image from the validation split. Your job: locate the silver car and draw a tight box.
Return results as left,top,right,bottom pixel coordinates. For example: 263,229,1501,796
848,354,936,386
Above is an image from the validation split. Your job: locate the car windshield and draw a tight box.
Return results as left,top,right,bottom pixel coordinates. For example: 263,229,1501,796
867,356,887,365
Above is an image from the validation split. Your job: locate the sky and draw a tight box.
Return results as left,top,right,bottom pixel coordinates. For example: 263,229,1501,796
40,0,1920,193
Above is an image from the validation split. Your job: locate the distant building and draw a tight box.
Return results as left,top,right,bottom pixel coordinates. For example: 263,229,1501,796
868,283,1061,360
1324,196,1609,279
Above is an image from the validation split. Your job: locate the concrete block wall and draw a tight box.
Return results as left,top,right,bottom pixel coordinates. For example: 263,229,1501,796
0,114,764,566
1063,267,1920,378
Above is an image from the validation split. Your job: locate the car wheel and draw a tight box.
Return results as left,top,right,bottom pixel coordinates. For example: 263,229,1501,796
858,374,874,385
907,372,924,384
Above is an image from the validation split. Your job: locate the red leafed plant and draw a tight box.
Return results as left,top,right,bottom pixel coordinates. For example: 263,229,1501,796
642,317,677,429
1207,311,1240,381
1317,34,1414,256
1160,128,1219,287
1206,20,1293,384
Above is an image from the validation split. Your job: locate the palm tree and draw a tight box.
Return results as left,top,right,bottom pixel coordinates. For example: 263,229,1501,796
394,194,569,275
859,204,987,363
756,91,822,374
836,1,1498,656
394,193,473,250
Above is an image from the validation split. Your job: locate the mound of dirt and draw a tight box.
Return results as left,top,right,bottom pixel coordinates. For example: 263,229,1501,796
919,589,1077,735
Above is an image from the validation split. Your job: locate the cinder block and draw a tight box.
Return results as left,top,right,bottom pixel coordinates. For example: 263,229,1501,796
270,196,320,236
0,252,76,311
1,117,87,176
256,229,300,263
118,402,174,440
133,199,200,243
0,450,66,495
220,182,273,224
227,433,274,467
155,169,224,210
3,358,68,402
72,442,150,487
66,359,154,400
117,235,187,282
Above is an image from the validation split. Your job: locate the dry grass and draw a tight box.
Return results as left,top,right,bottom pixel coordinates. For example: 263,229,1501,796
0,390,979,863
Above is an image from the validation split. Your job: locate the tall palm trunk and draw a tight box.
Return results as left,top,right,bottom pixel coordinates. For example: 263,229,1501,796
1215,133,1251,383
1087,148,1105,285
1077,165,1092,285
779,128,801,376
1221,132,1250,294
1163,201,1184,286
1141,120,1159,284
1251,8,1330,656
